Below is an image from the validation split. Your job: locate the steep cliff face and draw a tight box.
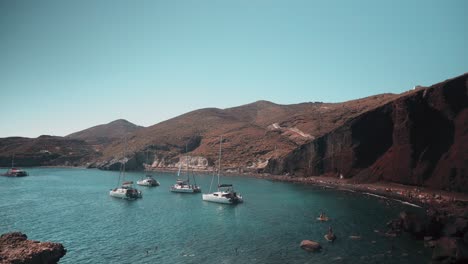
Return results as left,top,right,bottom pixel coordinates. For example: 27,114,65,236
269,74,467,192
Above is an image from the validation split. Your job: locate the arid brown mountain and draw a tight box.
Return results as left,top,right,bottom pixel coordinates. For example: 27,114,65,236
268,73,467,192
92,93,398,171
66,119,143,144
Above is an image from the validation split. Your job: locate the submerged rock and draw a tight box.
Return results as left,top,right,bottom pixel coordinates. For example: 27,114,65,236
300,240,322,252
432,237,468,264
0,232,66,264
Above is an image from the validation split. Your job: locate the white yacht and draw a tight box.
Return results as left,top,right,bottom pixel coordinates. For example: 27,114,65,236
202,136,243,204
110,181,142,200
170,155,201,193
137,175,160,187
109,138,142,200
202,184,243,204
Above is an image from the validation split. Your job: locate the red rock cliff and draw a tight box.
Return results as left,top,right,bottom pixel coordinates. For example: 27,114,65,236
269,73,467,192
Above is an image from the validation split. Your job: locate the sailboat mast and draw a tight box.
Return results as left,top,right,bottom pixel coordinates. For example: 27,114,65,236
217,136,222,188
185,144,189,183
11,154,14,168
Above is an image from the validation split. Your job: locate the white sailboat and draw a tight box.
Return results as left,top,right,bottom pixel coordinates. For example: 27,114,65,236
170,154,201,193
202,136,243,204
137,151,160,187
109,139,142,200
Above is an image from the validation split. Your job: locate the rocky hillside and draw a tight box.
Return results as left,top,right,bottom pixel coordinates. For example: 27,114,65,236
93,94,398,172
268,73,467,192
66,119,142,145
0,136,98,167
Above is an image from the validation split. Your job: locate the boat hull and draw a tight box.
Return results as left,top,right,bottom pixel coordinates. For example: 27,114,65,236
170,187,201,193
137,179,160,186
109,188,142,200
202,193,243,204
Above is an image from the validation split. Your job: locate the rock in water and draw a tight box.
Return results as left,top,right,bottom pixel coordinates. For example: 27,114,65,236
325,234,337,242
0,232,66,264
432,237,468,264
300,240,322,252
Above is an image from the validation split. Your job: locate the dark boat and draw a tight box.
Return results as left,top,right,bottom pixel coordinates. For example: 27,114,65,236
2,168,28,177
1,155,29,177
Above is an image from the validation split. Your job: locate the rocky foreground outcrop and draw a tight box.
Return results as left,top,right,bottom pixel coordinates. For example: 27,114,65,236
270,73,467,192
0,232,66,264
386,210,468,264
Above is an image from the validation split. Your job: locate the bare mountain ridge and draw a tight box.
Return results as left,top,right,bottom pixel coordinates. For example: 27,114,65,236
66,119,143,144
94,92,400,172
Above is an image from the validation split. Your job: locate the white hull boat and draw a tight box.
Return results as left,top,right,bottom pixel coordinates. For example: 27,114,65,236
170,180,201,193
137,176,160,187
109,138,142,200
202,190,243,204
170,153,201,194
110,182,142,200
203,137,243,205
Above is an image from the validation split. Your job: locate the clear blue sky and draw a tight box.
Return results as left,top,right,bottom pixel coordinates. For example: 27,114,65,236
1,0,467,138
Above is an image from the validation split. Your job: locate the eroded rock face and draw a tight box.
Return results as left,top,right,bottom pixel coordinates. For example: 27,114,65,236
0,232,66,264
270,74,467,192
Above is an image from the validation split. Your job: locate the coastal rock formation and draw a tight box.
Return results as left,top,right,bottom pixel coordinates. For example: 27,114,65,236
432,237,468,264
0,232,66,264
387,210,468,264
269,73,467,192
299,240,321,252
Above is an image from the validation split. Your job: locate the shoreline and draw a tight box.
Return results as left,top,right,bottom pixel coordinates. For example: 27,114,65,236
264,175,468,215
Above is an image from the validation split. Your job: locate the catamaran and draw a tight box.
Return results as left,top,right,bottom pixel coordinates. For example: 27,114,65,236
137,151,160,187
202,136,243,204
1,155,28,177
170,154,201,193
109,139,142,200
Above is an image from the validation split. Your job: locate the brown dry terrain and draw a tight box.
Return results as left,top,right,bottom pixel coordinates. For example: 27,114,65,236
66,119,143,144
93,93,398,171
0,136,98,167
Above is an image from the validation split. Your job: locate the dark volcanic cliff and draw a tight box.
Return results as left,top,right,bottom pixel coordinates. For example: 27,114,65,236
268,73,468,192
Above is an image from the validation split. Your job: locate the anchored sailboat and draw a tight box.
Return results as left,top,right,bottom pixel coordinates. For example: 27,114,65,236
137,151,160,187
1,154,28,177
109,139,142,200
170,153,201,193
202,136,243,204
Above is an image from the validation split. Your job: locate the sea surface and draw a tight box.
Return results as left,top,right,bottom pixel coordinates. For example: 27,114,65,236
0,168,431,263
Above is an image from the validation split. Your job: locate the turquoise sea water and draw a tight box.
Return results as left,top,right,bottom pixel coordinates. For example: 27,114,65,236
0,168,431,263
